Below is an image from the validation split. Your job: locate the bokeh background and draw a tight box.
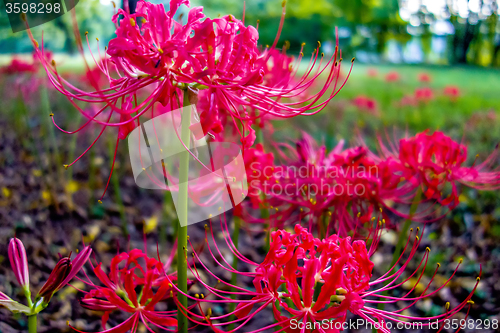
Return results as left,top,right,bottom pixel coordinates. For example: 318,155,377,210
1,0,500,332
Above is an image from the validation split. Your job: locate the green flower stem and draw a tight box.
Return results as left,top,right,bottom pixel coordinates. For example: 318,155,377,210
28,314,37,333
108,138,128,236
374,188,422,332
177,90,192,333
253,114,271,249
228,216,241,331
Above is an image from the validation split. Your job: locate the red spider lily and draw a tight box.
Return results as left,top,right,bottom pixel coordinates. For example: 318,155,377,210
414,87,434,103
27,0,352,201
36,257,72,304
352,95,379,116
380,130,500,210
384,71,400,82
74,249,190,333
171,220,479,332
417,72,431,83
0,57,37,74
366,68,378,77
1,55,42,104
443,85,460,100
1,237,92,314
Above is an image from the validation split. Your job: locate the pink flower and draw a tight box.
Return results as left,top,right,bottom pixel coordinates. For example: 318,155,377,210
398,94,417,107
395,131,500,208
8,238,30,289
385,71,400,82
418,72,431,83
444,85,460,100
0,58,37,74
414,87,434,102
352,95,379,115
367,68,378,77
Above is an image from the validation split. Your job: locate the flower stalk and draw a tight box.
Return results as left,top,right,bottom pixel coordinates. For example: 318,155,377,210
177,89,192,333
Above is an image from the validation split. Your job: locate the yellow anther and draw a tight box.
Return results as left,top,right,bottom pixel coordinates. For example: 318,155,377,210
459,258,463,264
317,41,321,48
445,302,450,310
49,112,54,117
98,200,102,204
467,300,474,305
96,37,99,41
357,212,361,217
130,18,136,26
336,287,347,295
195,294,200,298
33,40,39,48
476,277,480,281
63,164,68,169
281,0,286,7
437,263,441,268
426,247,431,252
51,60,56,66
85,31,88,35
158,47,163,54
351,57,355,63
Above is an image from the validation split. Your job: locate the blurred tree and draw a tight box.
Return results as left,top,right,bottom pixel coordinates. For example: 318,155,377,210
0,0,115,54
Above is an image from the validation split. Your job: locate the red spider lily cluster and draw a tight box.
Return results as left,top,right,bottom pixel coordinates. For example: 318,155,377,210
5,0,493,332
238,131,500,236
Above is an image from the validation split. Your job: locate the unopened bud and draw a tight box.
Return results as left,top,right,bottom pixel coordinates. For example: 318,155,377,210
37,257,72,304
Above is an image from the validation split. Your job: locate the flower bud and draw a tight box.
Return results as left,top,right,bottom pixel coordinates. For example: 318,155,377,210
8,238,29,289
36,257,72,304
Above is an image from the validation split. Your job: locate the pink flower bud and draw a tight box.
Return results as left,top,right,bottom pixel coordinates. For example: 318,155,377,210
8,238,29,288
36,257,72,303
